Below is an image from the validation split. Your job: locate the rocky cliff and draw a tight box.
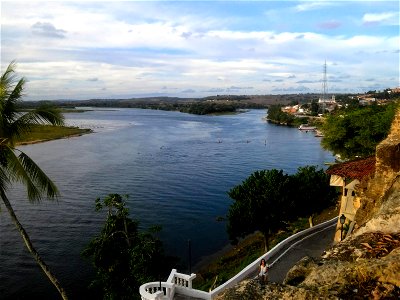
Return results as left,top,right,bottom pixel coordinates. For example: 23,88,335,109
216,108,400,299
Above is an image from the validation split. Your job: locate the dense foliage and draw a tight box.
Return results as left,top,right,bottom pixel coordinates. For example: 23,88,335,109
20,99,266,115
266,105,294,125
321,103,398,160
115,100,265,115
227,166,337,250
82,194,171,300
266,104,309,126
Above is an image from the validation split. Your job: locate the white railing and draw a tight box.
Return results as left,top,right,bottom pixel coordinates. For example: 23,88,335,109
139,217,337,300
139,281,174,300
140,269,210,300
209,217,338,299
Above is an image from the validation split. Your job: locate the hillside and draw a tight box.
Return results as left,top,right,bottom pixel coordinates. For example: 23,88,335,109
216,108,400,299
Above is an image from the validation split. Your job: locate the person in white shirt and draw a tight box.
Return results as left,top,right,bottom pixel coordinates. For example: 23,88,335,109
258,258,269,284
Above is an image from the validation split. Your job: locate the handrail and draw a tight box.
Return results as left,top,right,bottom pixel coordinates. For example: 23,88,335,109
209,217,338,298
139,282,174,300
139,217,338,300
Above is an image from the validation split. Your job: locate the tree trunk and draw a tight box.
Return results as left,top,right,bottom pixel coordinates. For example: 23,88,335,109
1,193,69,300
262,231,270,252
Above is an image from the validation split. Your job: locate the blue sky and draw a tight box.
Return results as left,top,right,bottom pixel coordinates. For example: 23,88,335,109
1,0,399,100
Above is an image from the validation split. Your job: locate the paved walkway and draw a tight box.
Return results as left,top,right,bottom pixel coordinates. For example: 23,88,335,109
263,223,336,283
173,221,337,299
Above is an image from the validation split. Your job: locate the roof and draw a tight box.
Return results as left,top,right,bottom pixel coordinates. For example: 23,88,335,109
326,156,375,180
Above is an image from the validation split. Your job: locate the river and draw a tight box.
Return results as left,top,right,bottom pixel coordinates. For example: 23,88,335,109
0,108,333,299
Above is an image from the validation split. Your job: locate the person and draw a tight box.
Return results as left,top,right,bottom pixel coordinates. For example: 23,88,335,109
258,258,269,284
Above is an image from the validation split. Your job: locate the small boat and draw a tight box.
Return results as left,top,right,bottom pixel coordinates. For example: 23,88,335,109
298,124,317,131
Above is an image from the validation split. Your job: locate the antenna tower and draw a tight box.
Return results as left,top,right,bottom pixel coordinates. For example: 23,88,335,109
322,60,328,101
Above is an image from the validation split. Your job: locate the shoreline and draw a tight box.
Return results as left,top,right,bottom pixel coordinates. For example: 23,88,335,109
16,128,93,146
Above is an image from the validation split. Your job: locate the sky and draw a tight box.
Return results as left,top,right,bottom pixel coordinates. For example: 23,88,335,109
1,0,399,100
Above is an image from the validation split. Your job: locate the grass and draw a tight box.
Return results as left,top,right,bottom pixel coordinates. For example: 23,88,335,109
15,124,92,145
193,205,339,292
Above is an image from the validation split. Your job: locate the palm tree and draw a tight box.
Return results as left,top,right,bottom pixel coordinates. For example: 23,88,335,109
0,61,68,299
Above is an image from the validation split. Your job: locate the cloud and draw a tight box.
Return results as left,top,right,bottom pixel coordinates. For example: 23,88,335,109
294,1,336,12
297,80,315,84
317,20,341,29
181,32,192,39
31,22,66,38
362,12,399,26
227,86,254,90
1,1,398,99
181,89,196,93
272,85,311,92
205,88,225,93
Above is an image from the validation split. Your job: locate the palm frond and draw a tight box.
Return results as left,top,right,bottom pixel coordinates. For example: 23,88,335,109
0,159,11,194
18,151,59,199
21,105,65,127
3,147,42,201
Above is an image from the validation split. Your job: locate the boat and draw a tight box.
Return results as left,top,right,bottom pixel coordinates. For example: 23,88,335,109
298,124,317,131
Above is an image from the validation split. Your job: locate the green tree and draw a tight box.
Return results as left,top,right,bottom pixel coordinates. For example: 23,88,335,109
82,194,167,300
291,166,337,218
267,105,294,125
310,100,319,116
321,103,398,159
227,169,293,251
0,62,68,299
226,167,338,251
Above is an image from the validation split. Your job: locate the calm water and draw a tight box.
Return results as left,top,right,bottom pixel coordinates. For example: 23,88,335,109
0,108,333,299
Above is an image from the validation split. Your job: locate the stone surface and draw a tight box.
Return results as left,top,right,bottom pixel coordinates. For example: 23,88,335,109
282,256,318,286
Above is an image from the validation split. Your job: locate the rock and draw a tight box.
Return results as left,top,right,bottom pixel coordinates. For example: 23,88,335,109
283,256,318,285
214,279,338,300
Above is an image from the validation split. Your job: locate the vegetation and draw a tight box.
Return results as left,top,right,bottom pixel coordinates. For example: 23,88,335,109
15,124,91,145
82,194,173,300
266,104,309,127
227,166,337,252
321,102,398,160
0,62,68,299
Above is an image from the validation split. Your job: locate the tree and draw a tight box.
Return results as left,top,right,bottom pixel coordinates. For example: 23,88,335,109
267,105,294,125
227,169,293,251
0,62,68,299
310,100,319,116
291,166,337,218
321,103,398,160
82,194,168,300
226,167,338,251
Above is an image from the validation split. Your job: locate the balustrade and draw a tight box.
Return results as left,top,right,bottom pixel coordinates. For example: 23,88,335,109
139,217,337,300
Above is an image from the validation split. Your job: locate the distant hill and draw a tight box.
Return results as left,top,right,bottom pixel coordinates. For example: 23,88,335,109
20,93,323,108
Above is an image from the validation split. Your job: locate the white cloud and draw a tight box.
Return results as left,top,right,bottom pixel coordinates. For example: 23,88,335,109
294,1,336,12
1,1,398,99
362,12,399,26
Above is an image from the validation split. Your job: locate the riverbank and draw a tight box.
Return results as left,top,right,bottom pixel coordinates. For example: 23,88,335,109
15,125,92,146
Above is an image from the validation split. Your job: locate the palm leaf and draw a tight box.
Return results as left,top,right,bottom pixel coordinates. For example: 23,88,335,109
4,147,59,201
3,147,42,201
18,151,60,200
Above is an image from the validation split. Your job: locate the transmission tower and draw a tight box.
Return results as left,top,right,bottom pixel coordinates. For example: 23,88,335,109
322,60,328,101
319,60,328,113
